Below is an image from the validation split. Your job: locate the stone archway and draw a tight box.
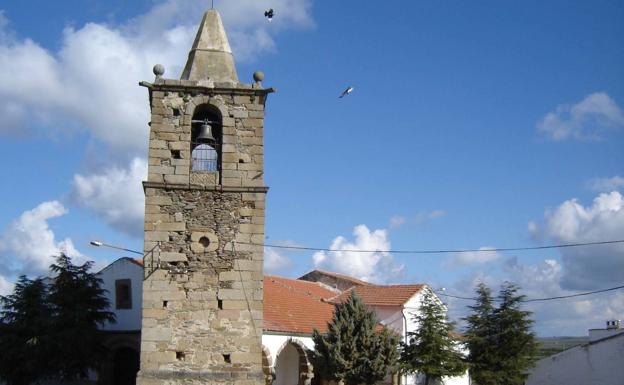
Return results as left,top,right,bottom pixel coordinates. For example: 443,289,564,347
98,332,140,385
262,345,276,385
274,338,314,385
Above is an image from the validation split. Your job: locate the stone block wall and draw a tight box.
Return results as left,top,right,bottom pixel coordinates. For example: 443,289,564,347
138,79,269,385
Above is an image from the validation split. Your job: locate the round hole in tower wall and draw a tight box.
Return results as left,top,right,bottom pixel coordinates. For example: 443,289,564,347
199,236,211,248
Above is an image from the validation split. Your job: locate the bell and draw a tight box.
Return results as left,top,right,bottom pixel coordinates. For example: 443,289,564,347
196,122,216,142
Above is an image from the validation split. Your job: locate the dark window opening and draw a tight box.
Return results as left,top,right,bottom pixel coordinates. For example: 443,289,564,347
163,301,168,308
172,108,181,117
171,150,181,159
223,354,231,363
115,279,132,309
191,105,222,173
218,299,223,309
176,351,185,361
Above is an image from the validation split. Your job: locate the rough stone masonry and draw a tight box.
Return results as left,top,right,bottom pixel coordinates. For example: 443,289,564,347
136,9,272,385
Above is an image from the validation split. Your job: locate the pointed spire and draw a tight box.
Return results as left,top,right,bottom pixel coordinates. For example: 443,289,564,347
181,10,239,83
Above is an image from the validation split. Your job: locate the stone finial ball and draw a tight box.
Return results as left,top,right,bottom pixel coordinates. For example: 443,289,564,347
253,71,265,82
153,64,165,77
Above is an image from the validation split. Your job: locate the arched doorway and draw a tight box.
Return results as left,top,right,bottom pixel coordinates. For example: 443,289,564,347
274,339,314,385
113,346,139,385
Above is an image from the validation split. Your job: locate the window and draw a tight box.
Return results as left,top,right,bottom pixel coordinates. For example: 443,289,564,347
115,279,132,309
191,105,222,173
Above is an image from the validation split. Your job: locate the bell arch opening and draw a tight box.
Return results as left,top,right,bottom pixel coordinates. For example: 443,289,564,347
191,104,223,173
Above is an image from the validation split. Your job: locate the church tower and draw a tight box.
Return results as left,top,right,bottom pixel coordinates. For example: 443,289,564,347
137,9,271,385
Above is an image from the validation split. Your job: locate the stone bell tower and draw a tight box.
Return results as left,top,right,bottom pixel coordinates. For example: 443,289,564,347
137,9,271,385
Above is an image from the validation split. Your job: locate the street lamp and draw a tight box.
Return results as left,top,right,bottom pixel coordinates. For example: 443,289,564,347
89,240,143,255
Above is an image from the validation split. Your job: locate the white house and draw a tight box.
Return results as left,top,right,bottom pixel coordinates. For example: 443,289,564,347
526,321,624,385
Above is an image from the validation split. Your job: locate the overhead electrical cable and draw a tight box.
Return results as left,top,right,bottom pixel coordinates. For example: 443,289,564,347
436,284,624,303
235,238,624,254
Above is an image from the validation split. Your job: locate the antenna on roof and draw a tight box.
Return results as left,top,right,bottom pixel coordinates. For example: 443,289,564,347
211,0,215,9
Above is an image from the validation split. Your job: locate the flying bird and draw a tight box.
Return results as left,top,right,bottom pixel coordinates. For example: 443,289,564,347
339,86,354,98
264,9,275,21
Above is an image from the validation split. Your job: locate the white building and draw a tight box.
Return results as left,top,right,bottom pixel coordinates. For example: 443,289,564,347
526,321,624,385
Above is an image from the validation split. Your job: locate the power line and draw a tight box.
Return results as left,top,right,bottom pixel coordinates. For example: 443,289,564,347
436,284,624,303
237,238,624,255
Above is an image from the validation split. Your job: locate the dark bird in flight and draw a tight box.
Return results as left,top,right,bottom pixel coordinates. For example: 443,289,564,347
339,86,354,98
264,9,275,21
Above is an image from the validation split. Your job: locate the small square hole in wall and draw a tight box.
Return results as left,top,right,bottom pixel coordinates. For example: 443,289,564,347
223,354,231,363
218,299,223,309
176,351,185,361
172,108,181,117
239,159,245,164
163,301,168,308
171,150,181,159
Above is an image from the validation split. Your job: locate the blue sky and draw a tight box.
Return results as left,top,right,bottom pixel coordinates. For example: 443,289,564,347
0,0,622,336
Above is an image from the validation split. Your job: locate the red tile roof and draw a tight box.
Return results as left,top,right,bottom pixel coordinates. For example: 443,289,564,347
331,284,426,306
263,275,337,334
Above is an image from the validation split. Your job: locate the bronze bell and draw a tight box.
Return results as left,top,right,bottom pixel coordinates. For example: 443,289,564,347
196,122,216,142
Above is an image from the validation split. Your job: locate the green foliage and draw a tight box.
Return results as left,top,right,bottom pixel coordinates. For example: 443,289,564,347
0,253,116,384
312,293,399,385
400,290,467,385
0,276,53,385
464,282,539,385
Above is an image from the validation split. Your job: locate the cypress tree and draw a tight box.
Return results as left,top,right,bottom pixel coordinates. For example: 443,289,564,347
312,293,399,385
493,282,538,385
0,276,54,385
47,253,116,381
400,290,467,385
464,282,538,385
464,283,498,385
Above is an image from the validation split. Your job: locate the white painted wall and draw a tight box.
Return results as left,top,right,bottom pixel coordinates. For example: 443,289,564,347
263,334,315,363
526,331,624,385
97,258,143,331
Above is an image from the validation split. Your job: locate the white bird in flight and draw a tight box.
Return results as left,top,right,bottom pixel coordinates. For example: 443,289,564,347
339,86,354,98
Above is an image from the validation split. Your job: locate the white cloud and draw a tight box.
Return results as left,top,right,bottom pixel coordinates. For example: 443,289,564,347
389,215,407,229
0,201,85,278
0,0,314,154
529,191,624,290
446,246,501,266
414,209,446,224
445,257,624,336
264,247,294,273
587,176,624,192
537,92,624,141
72,157,147,237
312,225,405,284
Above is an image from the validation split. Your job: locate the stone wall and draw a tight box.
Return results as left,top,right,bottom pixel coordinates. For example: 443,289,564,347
138,79,269,385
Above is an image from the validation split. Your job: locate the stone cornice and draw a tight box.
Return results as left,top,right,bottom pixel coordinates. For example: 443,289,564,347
139,79,276,96
143,181,269,194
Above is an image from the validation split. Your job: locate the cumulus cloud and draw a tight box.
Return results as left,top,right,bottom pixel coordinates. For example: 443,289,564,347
264,247,294,274
445,257,624,336
446,246,501,267
529,191,624,290
312,225,405,284
0,0,314,154
72,157,147,237
0,201,85,280
587,176,624,192
537,92,624,141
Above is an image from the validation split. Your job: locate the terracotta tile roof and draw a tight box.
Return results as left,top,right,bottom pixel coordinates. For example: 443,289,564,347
331,284,426,306
263,275,337,335
300,270,373,287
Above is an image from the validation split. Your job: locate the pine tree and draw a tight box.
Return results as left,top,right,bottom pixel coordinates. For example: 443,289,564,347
400,289,467,385
312,293,399,385
493,282,538,385
464,282,538,385
0,276,54,385
47,253,116,380
463,283,498,385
